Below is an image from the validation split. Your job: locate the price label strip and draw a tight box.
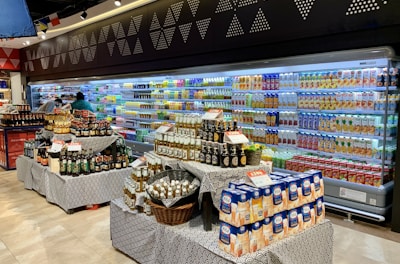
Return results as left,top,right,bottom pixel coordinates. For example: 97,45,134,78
155,123,173,133
67,142,82,152
246,169,273,187
50,140,65,153
202,109,223,120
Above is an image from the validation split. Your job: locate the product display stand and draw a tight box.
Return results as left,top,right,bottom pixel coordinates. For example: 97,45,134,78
0,125,42,169
179,161,271,230
16,156,131,213
110,198,334,264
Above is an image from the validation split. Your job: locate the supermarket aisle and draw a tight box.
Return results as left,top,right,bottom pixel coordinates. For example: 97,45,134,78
1,170,400,264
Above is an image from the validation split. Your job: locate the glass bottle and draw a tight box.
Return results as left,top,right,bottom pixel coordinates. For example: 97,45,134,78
189,137,195,161
220,143,230,168
67,151,72,175
229,144,238,168
211,143,220,166
60,148,67,175
199,140,206,163
239,146,247,167
89,149,95,173
205,142,212,165
194,137,201,162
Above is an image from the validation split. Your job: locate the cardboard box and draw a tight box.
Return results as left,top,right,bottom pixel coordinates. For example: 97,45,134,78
48,157,60,174
219,222,250,257
220,188,251,227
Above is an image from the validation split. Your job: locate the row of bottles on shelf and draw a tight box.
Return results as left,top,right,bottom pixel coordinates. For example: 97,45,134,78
231,67,399,91
298,92,398,111
149,89,232,100
32,85,79,92
232,91,399,111
125,100,232,112
299,113,397,137
1,113,45,127
150,77,232,88
239,126,395,161
285,155,393,187
234,110,397,137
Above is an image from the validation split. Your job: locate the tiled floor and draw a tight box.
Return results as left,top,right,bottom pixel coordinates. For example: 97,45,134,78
1,170,400,264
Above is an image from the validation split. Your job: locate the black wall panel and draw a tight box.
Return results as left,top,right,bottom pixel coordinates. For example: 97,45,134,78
21,0,400,81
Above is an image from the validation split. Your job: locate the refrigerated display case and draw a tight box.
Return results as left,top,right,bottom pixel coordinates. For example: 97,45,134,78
27,46,399,220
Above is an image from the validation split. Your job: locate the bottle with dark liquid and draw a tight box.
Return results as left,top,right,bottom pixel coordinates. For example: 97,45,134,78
208,120,214,142
199,140,206,163
211,143,220,166
218,121,225,143
239,146,247,167
229,144,238,168
205,142,212,165
67,151,72,175
220,143,230,168
213,121,220,143
89,149,95,173
60,148,67,175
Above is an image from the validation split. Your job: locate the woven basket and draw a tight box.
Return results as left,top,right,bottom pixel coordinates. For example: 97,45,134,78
245,149,262,165
149,200,196,225
147,170,199,207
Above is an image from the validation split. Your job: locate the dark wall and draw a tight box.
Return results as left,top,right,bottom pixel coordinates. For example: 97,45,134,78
21,0,400,81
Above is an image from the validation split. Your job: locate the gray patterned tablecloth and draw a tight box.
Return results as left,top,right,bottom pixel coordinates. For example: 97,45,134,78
17,156,131,212
111,198,333,264
41,129,120,153
178,161,272,209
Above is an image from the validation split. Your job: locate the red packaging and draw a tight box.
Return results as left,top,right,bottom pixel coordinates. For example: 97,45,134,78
331,167,340,180
354,163,364,171
347,170,357,182
355,171,365,184
298,162,305,172
373,173,382,187
291,161,299,172
325,166,332,178
364,172,374,186
346,162,356,169
286,160,293,171
339,169,348,181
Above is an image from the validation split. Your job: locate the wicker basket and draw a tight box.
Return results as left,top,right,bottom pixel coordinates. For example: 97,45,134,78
245,149,262,165
147,170,199,207
149,200,196,225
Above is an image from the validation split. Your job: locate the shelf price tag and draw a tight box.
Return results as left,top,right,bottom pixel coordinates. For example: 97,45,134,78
155,124,173,133
50,140,65,153
224,131,249,144
202,109,223,120
246,169,272,187
131,156,146,168
67,142,82,152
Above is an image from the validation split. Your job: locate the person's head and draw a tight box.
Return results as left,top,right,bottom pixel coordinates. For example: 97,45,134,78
76,92,85,100
54,98,63,107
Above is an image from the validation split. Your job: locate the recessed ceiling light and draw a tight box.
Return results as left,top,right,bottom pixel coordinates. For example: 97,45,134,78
114,0,122,7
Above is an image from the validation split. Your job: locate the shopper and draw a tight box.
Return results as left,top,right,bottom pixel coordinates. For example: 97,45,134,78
36,98,64,113
71,92,94,112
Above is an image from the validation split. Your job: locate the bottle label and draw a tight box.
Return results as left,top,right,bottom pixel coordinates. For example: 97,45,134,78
240,156,247,166
182,150,188,160
195,150,200,161
232,156,238,167
189,149,195,160
214,133,219,142
199,152,205,163
223,156,229,167
212,155,219,165
206,153,212,164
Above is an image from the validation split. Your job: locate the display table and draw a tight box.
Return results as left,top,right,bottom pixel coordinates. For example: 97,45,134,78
111,198,334,264
179,161,271,230
16,155,131,213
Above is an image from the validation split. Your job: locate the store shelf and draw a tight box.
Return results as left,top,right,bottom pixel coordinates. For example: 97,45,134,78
124,107,204,113
233,86,398,94
296,147,393,164
297,128,394,141
123,116,175,123
298,109,396,115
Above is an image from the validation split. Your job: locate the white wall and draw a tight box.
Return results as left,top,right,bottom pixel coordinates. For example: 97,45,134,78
10,72,24,104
